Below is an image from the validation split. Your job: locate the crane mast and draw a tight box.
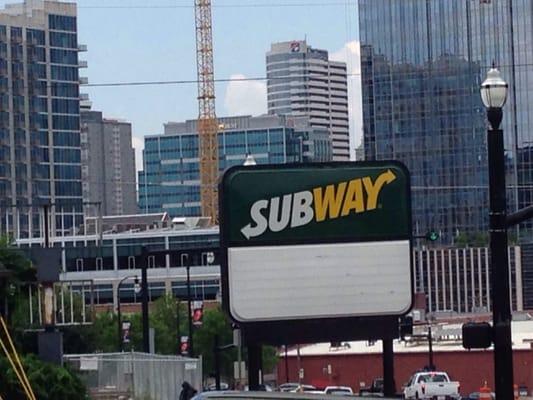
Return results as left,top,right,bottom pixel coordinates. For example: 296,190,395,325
195,0,219,224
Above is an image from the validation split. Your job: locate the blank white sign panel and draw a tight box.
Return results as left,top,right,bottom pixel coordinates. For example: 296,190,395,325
228,240,412,322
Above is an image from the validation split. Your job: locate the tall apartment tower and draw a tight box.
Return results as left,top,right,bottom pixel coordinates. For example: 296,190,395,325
81,108,137,216
359,1,533,243
0,0,85,239
266,40,350,160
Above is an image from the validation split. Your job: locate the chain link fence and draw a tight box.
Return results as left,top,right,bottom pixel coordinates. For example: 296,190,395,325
64,352,202,400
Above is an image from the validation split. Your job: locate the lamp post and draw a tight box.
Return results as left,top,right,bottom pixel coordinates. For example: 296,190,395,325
117,275,140,352
481,67,513,400
186,253,194,356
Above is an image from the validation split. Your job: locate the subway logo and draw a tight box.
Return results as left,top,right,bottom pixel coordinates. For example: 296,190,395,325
240,169,397,239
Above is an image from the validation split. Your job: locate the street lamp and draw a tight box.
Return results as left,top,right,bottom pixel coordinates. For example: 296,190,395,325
185,253,194,356
481,67,513,400
117,275,140,352
243,154,257,166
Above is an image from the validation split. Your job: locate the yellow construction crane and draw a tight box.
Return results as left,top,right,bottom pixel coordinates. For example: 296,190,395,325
195,0,219,224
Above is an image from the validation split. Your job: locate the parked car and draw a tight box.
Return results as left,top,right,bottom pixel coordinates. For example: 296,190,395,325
244,384,274,392
360,378,384,396
207,383,230,391
290,385,319,393
518,385,529,397
323,386,353,396
404,371,460,400
279,384,302,392
192,391,344,400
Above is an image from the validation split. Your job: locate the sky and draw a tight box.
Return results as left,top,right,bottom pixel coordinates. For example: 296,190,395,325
4,0,362,169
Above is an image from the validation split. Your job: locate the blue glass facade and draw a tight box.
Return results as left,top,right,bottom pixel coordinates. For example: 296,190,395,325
359,0,533,243
139,118,331,217
0,5,82,238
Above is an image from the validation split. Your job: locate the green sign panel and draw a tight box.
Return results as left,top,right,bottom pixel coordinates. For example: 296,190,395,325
220,161,411,246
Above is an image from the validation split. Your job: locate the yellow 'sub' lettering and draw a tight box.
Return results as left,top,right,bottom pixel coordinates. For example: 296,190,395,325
313,182,347,222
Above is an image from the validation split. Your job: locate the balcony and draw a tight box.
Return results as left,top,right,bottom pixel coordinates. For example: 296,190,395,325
79,77,88,85
78,60,88,68
78,44,87,52
79,93,89,101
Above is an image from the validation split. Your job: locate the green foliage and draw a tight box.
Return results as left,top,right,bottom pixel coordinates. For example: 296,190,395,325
0,354,87,399
0,237,36,322
454,232,489,247
48,294,279,383
194,306,236,379
0,236,36,285
194,306,279,381
261,345,279,373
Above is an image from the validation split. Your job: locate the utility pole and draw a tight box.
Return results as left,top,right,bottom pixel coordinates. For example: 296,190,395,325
176,299,180,354
428,326,434,370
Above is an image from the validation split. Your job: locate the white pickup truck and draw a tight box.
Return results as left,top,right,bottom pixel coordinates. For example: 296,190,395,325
404,371,460,400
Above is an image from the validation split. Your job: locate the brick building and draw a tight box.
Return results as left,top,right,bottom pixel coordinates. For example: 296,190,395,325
277,320,533,396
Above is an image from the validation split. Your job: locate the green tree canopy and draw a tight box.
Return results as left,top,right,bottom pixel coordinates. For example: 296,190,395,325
0,354,87,400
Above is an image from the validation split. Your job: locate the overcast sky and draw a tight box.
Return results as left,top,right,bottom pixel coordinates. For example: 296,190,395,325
2,0,362,168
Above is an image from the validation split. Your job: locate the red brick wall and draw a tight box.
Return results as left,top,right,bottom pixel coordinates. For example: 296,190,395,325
277,350,533,395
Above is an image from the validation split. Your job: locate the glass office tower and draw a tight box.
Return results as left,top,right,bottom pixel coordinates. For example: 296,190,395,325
0,0,85,239
359,0,533,243
138,114,332,217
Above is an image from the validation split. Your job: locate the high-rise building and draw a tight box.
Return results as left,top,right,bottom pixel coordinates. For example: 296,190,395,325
80,108,137,216
359,1,533,243
266,40,350,161
0,0,85,239
138,114,332,216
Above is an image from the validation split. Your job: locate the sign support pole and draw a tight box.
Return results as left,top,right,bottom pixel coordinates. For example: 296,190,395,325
382,338,395,396
247,341,261,390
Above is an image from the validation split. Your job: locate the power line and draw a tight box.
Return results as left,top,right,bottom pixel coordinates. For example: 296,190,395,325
82,73,360,88
79,62,533,88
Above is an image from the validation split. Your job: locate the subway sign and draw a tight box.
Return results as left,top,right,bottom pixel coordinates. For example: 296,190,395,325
220,162,413,324
240,168,399,240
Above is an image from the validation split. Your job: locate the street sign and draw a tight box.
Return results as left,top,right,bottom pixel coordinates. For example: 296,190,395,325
220,161,413,330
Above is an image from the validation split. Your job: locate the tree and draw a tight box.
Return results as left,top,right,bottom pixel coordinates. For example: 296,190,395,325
454,231,489,247
194,306,236,380
0,354,87,399
0,237,36,323
194,306,279,381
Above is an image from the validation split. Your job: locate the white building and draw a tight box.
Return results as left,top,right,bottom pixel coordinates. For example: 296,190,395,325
266,40,350,160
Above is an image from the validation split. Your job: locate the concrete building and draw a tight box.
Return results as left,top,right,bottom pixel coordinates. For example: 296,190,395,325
80,108,137,216
138,114,332,217
0,0,86,238
414,246,523,314
266,40,350,160
359,1,533,243
15,219,221,308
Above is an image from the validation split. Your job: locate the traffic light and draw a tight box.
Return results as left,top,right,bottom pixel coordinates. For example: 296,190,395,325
462,322,492,349
399,316,413,339
426,231,439,241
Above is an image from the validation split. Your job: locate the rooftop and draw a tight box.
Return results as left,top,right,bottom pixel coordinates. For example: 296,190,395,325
284,319,533,357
